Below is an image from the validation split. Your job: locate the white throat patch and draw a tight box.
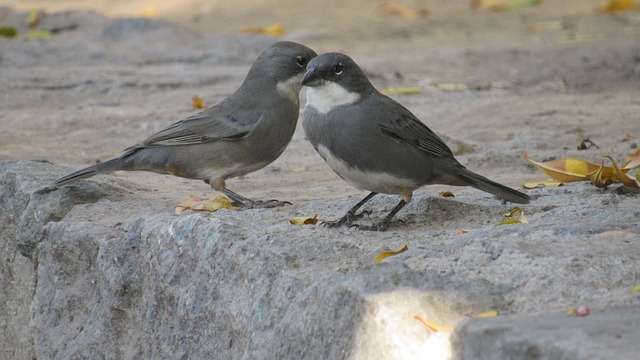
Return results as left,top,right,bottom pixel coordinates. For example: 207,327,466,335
305,82,360,114
276,74,303,103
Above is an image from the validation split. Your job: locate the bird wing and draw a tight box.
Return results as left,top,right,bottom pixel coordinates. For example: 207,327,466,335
139,108,262,147
378,110,454,158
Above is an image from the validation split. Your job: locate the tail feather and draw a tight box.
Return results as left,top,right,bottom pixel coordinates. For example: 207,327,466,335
51,157,126,189
458,168,531,204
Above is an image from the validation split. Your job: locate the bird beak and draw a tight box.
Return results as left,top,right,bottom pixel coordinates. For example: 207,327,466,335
300,67,319,87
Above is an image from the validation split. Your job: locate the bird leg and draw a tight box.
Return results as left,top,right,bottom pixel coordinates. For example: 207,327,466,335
323,192,378,228
354,199,407,231
220,188,291,209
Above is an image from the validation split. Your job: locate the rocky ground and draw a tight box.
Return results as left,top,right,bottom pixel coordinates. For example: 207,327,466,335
1,1,640,359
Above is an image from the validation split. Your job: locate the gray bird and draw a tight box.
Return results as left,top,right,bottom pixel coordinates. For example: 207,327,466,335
301,52,531,231
50,41,317,208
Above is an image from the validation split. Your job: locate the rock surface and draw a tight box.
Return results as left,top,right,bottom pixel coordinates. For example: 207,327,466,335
2,3,640,359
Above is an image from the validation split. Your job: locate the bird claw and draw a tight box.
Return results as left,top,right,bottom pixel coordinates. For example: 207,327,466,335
239,199,291,209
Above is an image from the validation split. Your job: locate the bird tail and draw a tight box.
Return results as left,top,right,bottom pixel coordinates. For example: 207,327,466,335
50,157,126,189
457,168,531,204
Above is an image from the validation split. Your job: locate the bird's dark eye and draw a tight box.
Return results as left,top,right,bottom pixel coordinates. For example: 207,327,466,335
333,63,343,75
295,56,307,68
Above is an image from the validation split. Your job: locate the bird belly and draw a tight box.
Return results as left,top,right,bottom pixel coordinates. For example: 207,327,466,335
317,144,420,194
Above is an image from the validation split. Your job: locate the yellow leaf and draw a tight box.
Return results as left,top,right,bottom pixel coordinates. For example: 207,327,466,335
496,211,528,226
24,9,40,27
600,0,638,12
586,161,616,188
567,308,578,316
525,152,603,183
174,195,237,214
523,180,563,188
472,0,541,11
0,26,18,38
192,95,206,109
373,244,408,264
501,208,521,217
380,87,423,95
242,23,285,37
413,314,454,332
137,7,158,18
377,2,428,19
630,284,640,293
473,309,499,318
23,30,53,40
457,229,471,234
604,155,640,189
289,215,319,226
439,191,455,198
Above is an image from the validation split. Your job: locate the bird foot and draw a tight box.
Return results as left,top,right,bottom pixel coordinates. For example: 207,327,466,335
349,219,391,232
321,209,371,228
235,199,292,209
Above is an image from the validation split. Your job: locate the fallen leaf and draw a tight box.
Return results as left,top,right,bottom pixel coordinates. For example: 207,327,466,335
192,95,206,109
373,244,408,264
377,2,428,19
586,161,616,188
623,149,640,170
242,23,285,36
380,87,423,95
457,229,471,234
413,314,454,332
622,134,633,142
439,191,455,198
174,195,237,214
524,152,613,183
289,215,319,226
630,284,640,293
501,208,521,217
0,26,18,38
604,155,640,189
496,211,528,226
600,0,638,12
23,30,53,40
472,0,541,11
522,180,563,189
137,7,158,18
473,309,499,318
24,9,40,27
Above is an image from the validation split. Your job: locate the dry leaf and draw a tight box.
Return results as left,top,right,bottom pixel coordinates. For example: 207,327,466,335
473,309,499,318
289,215,319,226
23,30,53,40
524,153,614,184
242,23,285,36
522,180,563,189
137,7,158,18
378,2,428,19
630,284,640,293
472,0,541,11
604,155,640,189
622,134,633,142
600,0,638,12
380,87,423,95
192,95,206,109
413,314,454,332
457,229,471,234
623,149,640,170
24,9,40,27
501,208,521,217
373,244,408,264
439,191,455,198
586,161,616,188
496,211,528,226
174,195,237,214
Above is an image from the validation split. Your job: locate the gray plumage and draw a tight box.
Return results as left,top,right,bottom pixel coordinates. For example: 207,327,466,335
50,41,317,208
301,52,531,230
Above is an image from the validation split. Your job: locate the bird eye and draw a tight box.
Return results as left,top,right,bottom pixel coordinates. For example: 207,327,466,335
295,56,307,68
333,63,343,75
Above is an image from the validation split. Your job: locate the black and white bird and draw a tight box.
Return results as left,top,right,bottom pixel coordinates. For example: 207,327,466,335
301,52,530,231
50,41,317,208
